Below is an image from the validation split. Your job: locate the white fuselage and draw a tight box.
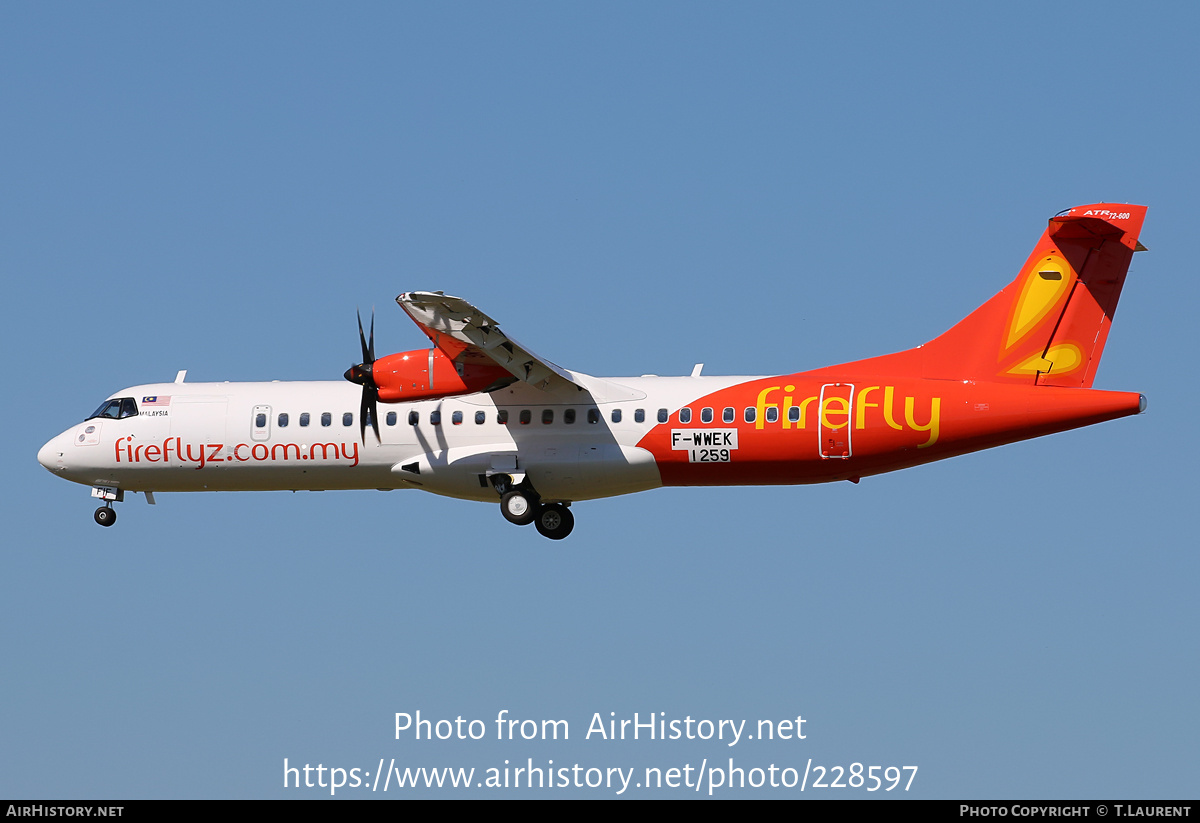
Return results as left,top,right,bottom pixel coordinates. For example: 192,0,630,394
38,374,750,504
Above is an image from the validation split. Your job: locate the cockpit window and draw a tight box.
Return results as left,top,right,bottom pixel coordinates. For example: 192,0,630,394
88,397,139,420
89,400,120,420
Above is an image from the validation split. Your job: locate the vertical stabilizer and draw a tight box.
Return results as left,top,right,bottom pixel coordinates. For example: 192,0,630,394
850,204,1147,385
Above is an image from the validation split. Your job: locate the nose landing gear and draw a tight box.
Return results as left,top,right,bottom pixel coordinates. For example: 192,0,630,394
90,486,124,527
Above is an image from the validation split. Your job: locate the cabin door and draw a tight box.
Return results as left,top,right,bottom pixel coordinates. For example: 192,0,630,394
818,383,854,459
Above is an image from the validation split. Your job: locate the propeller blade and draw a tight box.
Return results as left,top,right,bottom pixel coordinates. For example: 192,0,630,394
351,308,381,443
357,310,371,365
368,309,375,362
355,388,379,443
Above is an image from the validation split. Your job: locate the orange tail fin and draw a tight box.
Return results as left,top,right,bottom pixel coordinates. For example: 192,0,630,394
853,204,1147,385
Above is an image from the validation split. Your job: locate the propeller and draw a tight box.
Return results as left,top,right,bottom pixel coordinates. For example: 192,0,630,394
343,309,381,443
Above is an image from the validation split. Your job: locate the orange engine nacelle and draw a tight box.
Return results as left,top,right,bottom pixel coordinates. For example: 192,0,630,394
372,348,514,402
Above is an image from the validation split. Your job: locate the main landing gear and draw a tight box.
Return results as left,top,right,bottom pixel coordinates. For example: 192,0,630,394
492,476,574,540
533,503,573,540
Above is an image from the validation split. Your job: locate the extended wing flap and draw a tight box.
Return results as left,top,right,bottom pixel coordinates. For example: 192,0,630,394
397,292,581,392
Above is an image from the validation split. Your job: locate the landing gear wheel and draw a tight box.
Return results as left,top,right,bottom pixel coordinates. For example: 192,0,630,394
534,504,574,540
94,506,116,527
500,490,537,526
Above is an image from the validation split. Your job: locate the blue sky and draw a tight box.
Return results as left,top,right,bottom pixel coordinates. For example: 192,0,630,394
3,2,1197,798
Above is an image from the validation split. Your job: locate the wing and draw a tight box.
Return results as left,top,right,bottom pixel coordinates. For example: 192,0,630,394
396,292,583,392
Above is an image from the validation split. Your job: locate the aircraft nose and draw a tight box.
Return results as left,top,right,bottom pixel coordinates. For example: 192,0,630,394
38,435,65,473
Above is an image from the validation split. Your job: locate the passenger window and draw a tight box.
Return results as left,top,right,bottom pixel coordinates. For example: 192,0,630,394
409,410,419,426
611,409,622,423
475,411,486,425
452,410,463,425
701,407,713,424
519,410,531,425
430,410,441,425
321,412,332,427
498,410,509,425
766,407,778,423
787,407,800,423
343,412,353,426
300,413,310,427
679,408,692,423
564,409,576,424
634,409,645,423
587,408,600,424
278,413,289,427
542,409,553,424
722,407,734,423
255,413,267,428
386,411,397,426
657,408,668,423
744,407,756,423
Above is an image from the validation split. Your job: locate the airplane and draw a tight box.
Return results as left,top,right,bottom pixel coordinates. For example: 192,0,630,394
38,203,1148,540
